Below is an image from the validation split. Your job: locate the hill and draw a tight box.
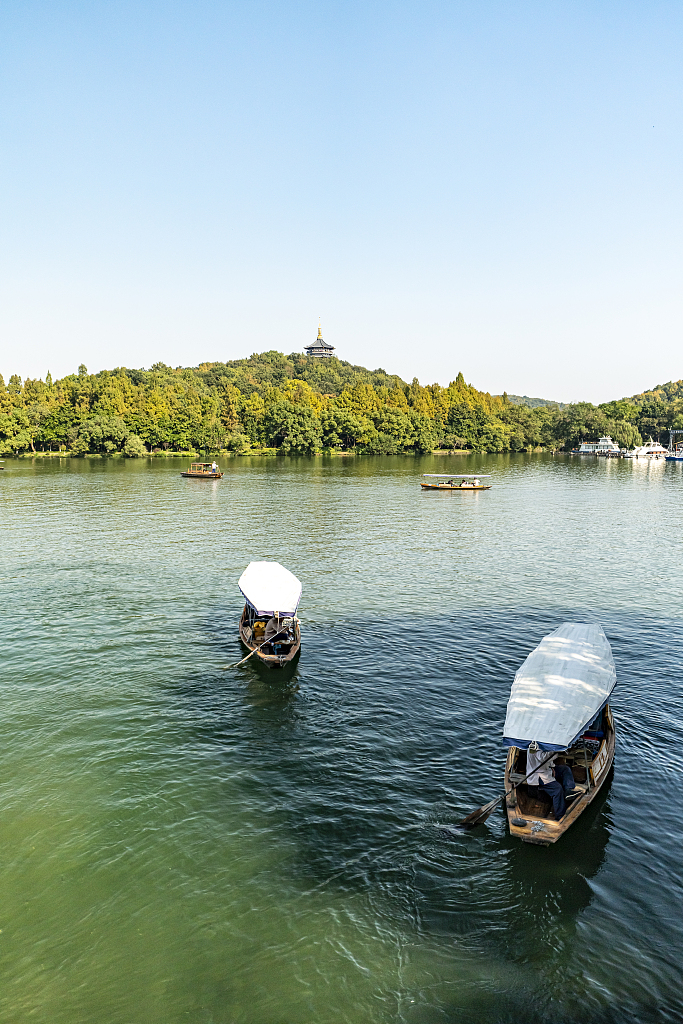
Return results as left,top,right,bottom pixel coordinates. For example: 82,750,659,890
0,352,679,456
502,394,566,410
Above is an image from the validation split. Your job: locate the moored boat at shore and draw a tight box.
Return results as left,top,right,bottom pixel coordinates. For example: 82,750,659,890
574,436,621,455
503,623,616,846
421,474,491,491
627,439,668,459
238,561,302,667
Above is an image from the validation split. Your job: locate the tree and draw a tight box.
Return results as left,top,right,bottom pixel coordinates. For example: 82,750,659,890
263,402,322,454
123,433,147,457
75,416,130,454
321,409,372,449
227,432,251,453
411,413,437,453
608,421,641,449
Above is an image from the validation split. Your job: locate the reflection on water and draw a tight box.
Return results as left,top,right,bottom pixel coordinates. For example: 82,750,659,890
0,454,682,1023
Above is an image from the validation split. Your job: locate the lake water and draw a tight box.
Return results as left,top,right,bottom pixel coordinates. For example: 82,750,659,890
0,453,681,1024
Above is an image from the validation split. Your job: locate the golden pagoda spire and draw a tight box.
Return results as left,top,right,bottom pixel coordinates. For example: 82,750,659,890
318,318,322,339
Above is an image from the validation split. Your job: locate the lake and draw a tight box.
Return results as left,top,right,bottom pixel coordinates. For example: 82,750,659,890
0,453,681,1023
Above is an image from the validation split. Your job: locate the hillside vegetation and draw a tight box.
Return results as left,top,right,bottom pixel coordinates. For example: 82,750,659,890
504,394,567,410
1,351,681,456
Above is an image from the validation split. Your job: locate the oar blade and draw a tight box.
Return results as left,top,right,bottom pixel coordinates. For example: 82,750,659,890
456,797,500,829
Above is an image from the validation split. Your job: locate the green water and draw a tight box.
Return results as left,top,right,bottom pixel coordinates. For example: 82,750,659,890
0,454,681,1023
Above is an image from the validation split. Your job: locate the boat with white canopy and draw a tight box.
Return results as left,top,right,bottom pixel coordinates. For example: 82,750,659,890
420,474,491,491
503,623,616,845
238,561,302,667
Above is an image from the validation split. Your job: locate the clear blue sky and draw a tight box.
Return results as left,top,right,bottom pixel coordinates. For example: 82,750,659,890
1,0,681,402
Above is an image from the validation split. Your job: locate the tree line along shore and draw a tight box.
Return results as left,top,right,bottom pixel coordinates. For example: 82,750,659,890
0,350,681,457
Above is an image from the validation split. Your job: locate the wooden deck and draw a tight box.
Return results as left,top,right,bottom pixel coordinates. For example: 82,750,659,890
238,606,301,667
504,705,615,845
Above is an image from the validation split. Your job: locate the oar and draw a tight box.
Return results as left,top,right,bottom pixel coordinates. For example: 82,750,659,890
456,751,556,829
230,626,290,668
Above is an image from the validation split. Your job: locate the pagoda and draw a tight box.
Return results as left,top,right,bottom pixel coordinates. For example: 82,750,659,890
304,322,335,359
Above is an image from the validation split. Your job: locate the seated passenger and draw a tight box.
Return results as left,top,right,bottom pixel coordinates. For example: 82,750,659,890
264,615,284,644
526,741,576,819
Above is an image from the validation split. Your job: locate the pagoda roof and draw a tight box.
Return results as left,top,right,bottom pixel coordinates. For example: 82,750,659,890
305,338,335,351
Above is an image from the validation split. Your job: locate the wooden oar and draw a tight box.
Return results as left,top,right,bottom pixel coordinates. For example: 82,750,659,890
456,751,556,829
231,626,289,668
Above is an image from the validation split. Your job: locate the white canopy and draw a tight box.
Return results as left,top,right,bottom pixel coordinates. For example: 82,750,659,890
422,474,491,478
503,623,616,751
238,561,302,617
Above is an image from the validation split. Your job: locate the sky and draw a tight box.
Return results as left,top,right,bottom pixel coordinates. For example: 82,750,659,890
1,0,682,403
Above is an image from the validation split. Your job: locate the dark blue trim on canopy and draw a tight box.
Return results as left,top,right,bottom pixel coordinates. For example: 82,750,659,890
503,738,567,751
503,696,612,751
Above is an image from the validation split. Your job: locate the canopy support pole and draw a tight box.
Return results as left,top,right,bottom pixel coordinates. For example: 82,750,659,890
583,745,592,790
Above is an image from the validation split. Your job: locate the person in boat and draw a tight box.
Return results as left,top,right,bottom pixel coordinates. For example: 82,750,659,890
526,740,577,819
264,614,285,646
211,461,218,473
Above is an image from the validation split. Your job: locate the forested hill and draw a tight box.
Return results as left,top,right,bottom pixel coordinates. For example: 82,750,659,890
631,380,683,404
503,394,567,410
0,351,681,456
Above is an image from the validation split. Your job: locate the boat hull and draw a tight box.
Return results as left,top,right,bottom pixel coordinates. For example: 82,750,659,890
181,471,223,479
420,484,491,491
239,606,301,667
504,705,615,845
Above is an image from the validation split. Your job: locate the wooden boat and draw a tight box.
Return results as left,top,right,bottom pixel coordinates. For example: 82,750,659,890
503,623,616,845
237,561,302,667
420,474,491,490
181,462,223,479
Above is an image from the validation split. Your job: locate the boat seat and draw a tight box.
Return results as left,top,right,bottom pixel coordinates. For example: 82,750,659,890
511,773,588,795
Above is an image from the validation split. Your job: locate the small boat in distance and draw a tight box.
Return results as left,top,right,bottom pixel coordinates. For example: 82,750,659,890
181,462,223,479
503,623,616,846
238,561,302,667
421,474,491,491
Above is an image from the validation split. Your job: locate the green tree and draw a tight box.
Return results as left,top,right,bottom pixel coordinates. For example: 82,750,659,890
321,409,371,449
123,433,147,457
264,402,322,454
76,416,130,454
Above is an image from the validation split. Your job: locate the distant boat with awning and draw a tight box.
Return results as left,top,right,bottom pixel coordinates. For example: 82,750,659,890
420,474,491,491
181,462,223,479
237,561,302,667
503,623,616,845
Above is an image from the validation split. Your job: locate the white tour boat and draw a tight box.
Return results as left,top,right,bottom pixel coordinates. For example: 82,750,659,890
628,438,668,459
576,436,620,455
